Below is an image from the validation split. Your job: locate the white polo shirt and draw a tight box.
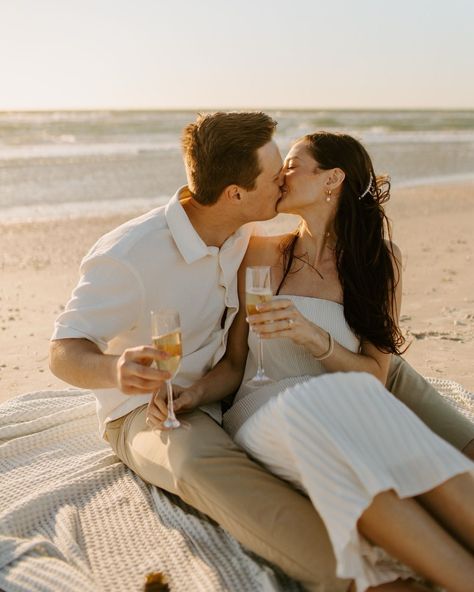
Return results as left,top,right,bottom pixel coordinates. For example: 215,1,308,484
52,187,254,437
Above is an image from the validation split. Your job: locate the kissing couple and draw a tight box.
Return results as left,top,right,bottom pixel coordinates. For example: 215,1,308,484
50,112,474,591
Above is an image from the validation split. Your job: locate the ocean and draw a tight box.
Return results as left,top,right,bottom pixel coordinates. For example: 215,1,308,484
1,109,473,223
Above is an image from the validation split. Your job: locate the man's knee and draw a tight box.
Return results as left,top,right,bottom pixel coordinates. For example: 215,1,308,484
164,411,243,491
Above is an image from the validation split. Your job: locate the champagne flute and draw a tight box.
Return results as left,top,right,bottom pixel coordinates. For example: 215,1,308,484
245,266,274,387
151,309,182,429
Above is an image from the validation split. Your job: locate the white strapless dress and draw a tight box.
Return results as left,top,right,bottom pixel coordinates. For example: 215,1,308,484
223,296,473,591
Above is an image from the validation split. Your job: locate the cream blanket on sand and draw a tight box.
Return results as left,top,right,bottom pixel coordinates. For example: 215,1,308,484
0,381,473,592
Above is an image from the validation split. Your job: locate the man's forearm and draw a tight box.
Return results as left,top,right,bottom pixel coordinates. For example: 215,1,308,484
49,338,118,389
188,357,245,406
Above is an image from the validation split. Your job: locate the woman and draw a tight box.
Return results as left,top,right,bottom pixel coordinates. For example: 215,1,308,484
151,132,474,591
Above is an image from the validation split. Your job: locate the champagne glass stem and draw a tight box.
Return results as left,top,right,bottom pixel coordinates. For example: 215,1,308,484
256,336,265,379
165,379,178,424
245,266,274,387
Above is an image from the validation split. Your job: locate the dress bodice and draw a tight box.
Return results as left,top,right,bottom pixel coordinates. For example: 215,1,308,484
223,295,360,438
236,295,360,401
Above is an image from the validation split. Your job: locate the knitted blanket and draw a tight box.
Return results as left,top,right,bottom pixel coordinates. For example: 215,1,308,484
0,390,299,592
0,380,473,592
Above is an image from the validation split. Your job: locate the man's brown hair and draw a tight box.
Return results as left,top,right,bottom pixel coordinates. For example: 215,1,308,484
181,112,277,205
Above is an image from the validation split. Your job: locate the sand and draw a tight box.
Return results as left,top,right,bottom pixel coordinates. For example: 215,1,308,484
1,183,473,404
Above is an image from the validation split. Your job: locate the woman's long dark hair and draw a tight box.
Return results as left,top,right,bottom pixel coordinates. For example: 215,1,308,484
278,132,405,354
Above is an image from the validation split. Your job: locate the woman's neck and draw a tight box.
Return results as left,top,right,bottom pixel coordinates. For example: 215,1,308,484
298,214,336,268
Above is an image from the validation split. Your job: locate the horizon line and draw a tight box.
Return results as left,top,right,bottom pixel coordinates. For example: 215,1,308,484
0,106,473,114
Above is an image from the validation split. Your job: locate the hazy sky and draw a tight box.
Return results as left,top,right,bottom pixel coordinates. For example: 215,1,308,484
1,0,473,110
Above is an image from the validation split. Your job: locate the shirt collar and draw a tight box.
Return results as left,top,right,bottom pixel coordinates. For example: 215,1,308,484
165,186,255,264
165,187,210,264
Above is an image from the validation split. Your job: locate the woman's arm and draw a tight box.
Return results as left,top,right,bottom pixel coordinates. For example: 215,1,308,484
323,243,402,383
249,244,403,385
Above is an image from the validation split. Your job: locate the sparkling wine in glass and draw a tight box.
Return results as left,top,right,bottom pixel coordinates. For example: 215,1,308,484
151,309,182,429
245,266,274,387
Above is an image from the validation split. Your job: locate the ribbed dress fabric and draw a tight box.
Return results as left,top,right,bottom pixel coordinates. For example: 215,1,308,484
224,296,360,438
223,296,473,591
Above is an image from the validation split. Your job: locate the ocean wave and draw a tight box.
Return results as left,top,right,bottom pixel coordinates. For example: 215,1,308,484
1,132,472,163
0,195,169,224
1,110,473,160
361,130,474,144
272,109,474,133
0,110,199,126
0,110,117,124
0,141,180,161
275,130,474,148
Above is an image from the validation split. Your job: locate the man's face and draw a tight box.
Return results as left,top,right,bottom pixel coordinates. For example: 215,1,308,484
241,140,284,222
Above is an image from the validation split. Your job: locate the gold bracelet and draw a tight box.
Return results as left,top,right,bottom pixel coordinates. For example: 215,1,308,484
313,332,334,361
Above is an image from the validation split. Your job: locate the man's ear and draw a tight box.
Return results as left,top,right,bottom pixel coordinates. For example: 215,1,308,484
223,184,242,202
327,168,345,190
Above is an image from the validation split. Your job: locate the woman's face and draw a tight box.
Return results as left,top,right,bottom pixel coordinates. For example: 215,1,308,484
277,140,331,214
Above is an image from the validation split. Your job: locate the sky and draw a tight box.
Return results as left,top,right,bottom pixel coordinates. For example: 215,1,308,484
0,0,473,111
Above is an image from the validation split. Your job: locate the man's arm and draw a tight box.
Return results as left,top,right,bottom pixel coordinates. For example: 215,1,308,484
50,338,170,395
50,250,171,395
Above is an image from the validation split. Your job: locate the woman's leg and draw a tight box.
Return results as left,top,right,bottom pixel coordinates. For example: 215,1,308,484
236,373,474,590
417,471,474,552
357,489,474,592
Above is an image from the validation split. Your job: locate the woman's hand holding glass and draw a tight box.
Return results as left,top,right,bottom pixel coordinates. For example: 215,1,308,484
245,266,274,387
247,298,330,358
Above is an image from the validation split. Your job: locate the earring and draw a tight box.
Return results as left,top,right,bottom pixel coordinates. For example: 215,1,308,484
326,189,332,202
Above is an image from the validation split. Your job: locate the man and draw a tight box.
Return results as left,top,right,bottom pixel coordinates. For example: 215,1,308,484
50,111,474,592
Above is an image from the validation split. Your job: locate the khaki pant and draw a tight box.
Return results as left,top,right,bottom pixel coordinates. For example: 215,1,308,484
387,356,474,450
106,357,474,592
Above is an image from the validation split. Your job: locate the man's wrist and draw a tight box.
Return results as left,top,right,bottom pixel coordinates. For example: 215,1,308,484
106,355,120,388
191,383,206,406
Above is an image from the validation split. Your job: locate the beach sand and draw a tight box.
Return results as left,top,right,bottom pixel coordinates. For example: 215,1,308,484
0,182,473,404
